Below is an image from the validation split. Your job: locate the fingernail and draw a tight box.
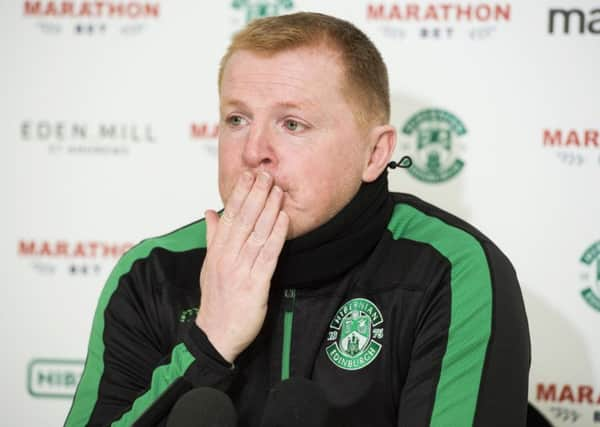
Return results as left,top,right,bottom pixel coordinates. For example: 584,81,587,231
259,171,271,184
272,185,282,195
242,171,253,183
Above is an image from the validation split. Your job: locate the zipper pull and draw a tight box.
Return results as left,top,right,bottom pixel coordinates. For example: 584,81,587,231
283,288,296,311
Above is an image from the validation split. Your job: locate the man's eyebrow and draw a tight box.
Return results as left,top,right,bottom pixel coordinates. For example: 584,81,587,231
220,99,249,110
220,99,315,110
275,100,316,109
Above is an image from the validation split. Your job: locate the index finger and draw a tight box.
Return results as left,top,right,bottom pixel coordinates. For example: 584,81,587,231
211,171,255,248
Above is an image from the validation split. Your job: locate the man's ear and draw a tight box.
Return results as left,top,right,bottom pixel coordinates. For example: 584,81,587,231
362,124,397,182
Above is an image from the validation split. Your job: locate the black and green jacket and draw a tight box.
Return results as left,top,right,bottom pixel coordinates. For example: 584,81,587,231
66,174,530,426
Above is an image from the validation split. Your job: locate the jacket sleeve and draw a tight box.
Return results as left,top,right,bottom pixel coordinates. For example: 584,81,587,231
64,254,236,427
396,240,531,427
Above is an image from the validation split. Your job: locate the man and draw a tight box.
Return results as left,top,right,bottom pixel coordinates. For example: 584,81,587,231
66,12,530,427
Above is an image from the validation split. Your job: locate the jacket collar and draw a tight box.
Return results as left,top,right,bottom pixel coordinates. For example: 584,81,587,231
272,172,393,289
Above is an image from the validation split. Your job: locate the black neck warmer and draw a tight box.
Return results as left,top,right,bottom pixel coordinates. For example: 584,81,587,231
272,172,393,289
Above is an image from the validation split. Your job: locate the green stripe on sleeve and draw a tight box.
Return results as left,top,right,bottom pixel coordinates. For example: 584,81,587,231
387,204,492,426
65,220,206,427
111,343,195,426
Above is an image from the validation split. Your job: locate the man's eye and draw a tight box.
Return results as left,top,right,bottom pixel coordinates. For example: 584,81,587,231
227,115,246,127
284,119,303,132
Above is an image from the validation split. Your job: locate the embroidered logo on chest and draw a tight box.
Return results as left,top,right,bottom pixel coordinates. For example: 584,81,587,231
326,298,384,371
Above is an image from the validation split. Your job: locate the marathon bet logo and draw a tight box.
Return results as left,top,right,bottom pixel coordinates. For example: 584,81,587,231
28,359,84,398
326,298,384,371
231,0,294,24
543,128,599,167
536,382,600,423
366,2,511,40
190,122,219,157
401,109,466,183
190,122,219,140
18,239,132,276
23,1,160,36
579,241,600,312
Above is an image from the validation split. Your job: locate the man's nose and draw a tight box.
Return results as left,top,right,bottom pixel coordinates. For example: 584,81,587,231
241,122,276,169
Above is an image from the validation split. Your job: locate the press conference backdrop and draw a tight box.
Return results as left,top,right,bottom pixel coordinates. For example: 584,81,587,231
1,1,598,425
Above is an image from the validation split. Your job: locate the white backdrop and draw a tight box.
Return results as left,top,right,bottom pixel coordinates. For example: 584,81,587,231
1,1,599,425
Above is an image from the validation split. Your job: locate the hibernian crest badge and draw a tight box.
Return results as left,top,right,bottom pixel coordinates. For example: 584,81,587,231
326,298,384,371
402,108,467,183
231,0,294,24
580,240,600,312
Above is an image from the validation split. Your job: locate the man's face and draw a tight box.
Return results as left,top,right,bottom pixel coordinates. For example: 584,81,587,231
218,46,370,238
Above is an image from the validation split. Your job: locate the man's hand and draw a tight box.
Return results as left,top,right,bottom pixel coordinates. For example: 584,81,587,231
195,171,289,363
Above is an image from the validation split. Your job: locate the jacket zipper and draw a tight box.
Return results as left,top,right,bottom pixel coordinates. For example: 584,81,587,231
281,288,296,380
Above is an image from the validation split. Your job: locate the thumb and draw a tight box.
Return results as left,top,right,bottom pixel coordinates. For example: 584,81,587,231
204,210,219,248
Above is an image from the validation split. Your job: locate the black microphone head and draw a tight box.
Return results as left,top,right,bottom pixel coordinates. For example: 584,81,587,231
166,387,237,427
260,377,339,427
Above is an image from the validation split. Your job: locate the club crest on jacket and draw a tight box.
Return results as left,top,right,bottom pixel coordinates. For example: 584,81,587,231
326,298,384,370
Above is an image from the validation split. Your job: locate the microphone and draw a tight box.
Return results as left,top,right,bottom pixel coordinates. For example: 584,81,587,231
166,387,237,427
260,378,339,427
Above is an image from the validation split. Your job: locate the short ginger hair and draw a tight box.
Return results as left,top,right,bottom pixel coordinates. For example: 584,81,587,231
218,12,390,127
